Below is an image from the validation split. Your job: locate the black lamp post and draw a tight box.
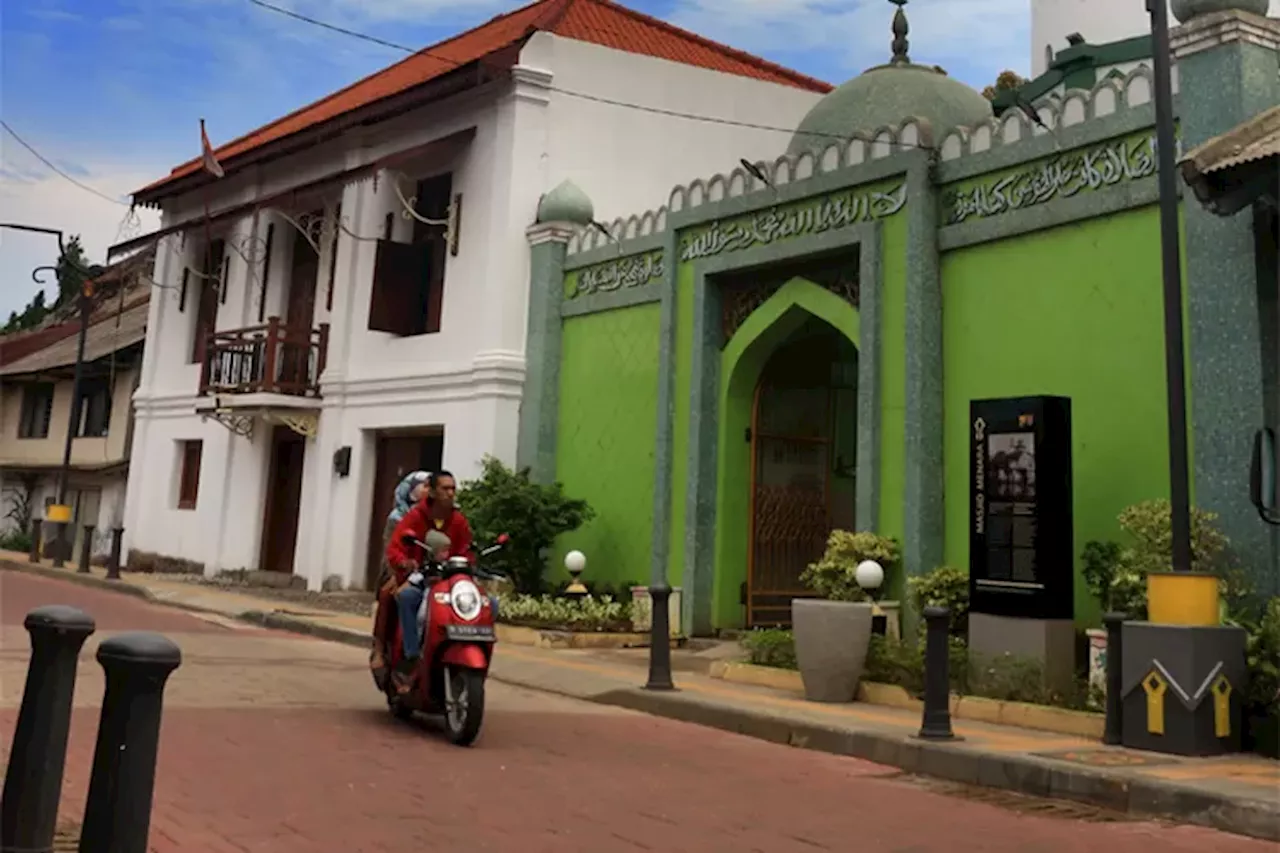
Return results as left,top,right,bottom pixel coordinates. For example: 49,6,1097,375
1147,0,1194,574
1,224,96,566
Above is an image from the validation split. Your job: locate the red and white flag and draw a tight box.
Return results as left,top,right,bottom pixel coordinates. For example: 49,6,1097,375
200,119,224,178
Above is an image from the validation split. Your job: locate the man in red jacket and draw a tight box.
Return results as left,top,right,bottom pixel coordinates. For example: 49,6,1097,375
384,471,473,691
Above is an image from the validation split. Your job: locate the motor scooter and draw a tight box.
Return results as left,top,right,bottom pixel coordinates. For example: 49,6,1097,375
383,532,509,746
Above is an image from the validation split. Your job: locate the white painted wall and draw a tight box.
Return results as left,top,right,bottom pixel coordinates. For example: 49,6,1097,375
125,33,826,589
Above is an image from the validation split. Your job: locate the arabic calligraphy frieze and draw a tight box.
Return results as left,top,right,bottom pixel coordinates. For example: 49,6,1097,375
943,133,1158,226
567,250,665,300
679,183,907,263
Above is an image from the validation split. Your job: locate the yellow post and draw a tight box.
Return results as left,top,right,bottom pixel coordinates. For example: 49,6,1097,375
1143,670,1168,735
1211,675,1233,738
1147,572,1220,626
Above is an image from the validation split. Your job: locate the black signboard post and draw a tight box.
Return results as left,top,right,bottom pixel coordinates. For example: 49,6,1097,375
969,396,1074,620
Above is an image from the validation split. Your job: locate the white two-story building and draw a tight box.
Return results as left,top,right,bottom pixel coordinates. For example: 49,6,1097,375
115,0,830,590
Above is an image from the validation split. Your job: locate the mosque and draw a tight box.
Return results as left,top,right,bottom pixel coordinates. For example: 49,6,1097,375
517,0,1279,635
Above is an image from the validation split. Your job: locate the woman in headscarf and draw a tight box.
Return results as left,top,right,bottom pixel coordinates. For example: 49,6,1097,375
370,470,430,686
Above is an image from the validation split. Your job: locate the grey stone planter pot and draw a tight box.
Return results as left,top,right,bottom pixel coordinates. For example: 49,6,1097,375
792,599,874,703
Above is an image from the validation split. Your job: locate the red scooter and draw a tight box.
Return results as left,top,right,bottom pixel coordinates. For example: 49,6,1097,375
383,533,509,746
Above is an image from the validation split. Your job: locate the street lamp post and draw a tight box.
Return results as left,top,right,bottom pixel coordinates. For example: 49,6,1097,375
1148,0,1194,574
1,223,93,567
51,288,92,566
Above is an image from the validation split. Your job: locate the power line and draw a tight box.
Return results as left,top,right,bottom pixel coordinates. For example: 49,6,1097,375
243,0,928,151
0,121,130,206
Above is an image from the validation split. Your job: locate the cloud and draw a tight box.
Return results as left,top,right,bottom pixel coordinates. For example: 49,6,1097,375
666,0,1030,87
0,142,162,321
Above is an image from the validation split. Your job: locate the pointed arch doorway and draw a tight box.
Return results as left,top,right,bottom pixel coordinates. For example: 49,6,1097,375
747,317,858,627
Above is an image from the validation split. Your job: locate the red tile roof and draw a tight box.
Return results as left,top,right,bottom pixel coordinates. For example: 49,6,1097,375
137,0,831,198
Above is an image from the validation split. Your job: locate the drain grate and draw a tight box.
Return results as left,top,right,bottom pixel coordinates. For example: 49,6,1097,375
888,774,1136,823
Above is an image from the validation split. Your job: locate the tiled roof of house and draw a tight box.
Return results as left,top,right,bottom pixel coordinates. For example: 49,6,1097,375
137,0,831,198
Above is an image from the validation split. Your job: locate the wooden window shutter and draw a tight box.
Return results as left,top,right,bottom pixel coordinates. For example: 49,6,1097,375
368,239,427,336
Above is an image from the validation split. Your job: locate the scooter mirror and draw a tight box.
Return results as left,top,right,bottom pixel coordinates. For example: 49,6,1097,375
1250,427,1277,516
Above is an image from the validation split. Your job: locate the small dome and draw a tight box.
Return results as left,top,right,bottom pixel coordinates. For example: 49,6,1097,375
536,179,594,226
787,2,992,156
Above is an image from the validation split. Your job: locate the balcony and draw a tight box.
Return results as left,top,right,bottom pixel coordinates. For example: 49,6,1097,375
199,317,329,399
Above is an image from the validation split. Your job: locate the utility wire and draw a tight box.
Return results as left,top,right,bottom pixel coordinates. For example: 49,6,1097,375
1,120,131,206
243,0,930,151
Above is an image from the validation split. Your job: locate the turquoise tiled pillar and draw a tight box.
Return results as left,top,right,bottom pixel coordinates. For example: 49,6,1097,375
517,223,575,485
1173,8,1280,595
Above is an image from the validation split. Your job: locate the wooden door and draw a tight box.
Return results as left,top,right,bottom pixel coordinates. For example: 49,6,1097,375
280,227,320,388
364,433,445,588
260,426,307,574
746,329,842,628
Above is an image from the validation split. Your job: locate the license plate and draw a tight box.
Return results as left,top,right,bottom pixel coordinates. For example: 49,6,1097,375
446,624,496,642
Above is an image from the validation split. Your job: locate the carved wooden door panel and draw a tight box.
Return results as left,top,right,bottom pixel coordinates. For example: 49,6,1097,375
748,381,832,627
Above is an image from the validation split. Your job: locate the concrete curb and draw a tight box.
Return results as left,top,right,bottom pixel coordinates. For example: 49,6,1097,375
6,560,1276,842
590,688,1280,844
1,560,156,601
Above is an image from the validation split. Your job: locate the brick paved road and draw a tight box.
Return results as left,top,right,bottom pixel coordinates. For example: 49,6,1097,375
0,571,1271,853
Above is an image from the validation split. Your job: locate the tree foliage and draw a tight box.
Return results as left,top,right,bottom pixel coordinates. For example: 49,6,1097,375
2,235,104,334
456,456,595,594
982,69,1029,100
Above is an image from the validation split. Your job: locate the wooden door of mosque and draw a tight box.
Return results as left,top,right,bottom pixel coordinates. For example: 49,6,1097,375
747,336,837,628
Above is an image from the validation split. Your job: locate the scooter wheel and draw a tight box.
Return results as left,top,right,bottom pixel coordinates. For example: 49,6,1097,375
442,667,486,747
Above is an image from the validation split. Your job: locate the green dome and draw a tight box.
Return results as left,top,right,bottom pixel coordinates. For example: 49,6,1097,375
788,63,992,156
536,179,594,226
787,2,991,156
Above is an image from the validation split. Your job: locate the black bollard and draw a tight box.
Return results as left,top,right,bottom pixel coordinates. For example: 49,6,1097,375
1,606,97,853
917,605,957,740
28,518,41,563
106,527,124,581
78,525,96,574
78,633,182,853
1103,612,1126,746
51,522,67,569
644,581,676,691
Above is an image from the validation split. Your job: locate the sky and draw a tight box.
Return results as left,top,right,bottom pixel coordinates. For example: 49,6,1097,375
0,0,1036,322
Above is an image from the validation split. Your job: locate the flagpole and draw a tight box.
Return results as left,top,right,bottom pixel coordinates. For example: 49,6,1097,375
200,119,216,294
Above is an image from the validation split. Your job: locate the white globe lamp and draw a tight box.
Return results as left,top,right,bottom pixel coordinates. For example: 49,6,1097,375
854,559,884,594
564,550,588,596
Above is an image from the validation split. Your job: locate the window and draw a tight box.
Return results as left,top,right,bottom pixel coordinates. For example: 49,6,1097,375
177,440,203,510
17,384,54,439
367,173,451,337
76,377,112,438
189,240,224,364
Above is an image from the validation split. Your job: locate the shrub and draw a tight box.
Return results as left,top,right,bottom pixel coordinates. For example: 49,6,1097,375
495,592,630,632
864,633,970,697
739,628,798,669
1080,540,1123,612
1097,500,1243,620
1244,597,1280,721
800,530,900,602
0,530,32,554
457,456,594,594
907,565,970,638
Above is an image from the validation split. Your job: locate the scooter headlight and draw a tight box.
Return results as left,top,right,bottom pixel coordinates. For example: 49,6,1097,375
451,580,483,622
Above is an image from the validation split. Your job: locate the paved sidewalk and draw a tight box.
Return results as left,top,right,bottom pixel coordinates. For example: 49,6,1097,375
3,554,1277,842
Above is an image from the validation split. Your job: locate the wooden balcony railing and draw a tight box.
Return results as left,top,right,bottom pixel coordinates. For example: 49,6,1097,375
199,317,329,398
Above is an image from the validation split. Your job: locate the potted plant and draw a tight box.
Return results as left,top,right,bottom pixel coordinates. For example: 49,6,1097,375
1080,540,1122,708
792,531,899,702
